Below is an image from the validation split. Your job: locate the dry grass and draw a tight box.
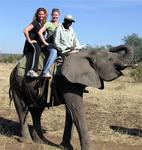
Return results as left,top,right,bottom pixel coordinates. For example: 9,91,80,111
0,63,142,149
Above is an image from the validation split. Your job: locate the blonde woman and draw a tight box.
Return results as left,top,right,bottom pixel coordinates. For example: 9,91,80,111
38,8,60,78
23,8,47,77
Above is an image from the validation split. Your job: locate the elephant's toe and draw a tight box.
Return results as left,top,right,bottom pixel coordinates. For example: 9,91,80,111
60,142,74,150
17,137,33,144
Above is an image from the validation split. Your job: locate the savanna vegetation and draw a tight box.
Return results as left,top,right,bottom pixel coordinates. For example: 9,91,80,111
1,33,142,82
0,33,142,149
0,54,22,63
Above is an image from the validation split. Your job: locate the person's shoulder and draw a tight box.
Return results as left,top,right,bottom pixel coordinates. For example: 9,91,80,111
44,22,54,29
55,24,62,31
31,20,39,26
69,26,74,32
45,21,53,26
69,26,73,30
58,22,62,27
44,21,50,26
43,21,48,26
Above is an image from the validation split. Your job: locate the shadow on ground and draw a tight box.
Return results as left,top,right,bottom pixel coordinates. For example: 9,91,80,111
110,125,142,137
0,117,63,149
0,117,21,137
0,117,47,137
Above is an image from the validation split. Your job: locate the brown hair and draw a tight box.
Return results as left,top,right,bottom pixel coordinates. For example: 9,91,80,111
33,8,48,25
51,8,60,15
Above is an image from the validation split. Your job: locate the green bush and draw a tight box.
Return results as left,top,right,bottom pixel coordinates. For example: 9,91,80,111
0,54,22,63
4,55,15,63
122,33,142,62
130,64,142,82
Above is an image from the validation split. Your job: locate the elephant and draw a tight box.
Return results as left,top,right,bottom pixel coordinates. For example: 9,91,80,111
9,45,134,150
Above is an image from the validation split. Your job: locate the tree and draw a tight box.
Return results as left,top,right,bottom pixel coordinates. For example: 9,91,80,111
106,45,113,50
122,33,142,62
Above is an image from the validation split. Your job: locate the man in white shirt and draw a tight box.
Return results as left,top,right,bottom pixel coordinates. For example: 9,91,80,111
53,14,81,56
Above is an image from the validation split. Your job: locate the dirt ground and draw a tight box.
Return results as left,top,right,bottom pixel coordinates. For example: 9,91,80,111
0,63,142,150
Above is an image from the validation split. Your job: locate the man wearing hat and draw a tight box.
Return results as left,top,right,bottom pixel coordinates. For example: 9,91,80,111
53,14,81,56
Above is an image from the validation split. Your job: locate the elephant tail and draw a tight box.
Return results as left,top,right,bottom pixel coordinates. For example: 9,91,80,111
9,68,15,106
9,86,13,106
9,65,17,106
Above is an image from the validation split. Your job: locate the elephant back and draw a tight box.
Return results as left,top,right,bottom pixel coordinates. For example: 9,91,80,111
16,51,48,77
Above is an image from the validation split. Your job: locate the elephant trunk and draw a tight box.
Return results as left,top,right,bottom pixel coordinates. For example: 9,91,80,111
109,45,134,65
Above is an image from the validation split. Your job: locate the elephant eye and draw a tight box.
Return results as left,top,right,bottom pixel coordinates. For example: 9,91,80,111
108,57,113,61
90,57,96,63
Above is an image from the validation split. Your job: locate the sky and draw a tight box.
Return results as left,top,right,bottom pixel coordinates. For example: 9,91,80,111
0,0,142,54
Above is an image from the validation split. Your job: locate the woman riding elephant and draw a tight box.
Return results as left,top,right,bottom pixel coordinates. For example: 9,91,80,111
23,8,47,77
38,8,60,78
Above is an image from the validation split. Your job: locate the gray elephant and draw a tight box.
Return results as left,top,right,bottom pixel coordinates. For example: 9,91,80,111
9,45,134,150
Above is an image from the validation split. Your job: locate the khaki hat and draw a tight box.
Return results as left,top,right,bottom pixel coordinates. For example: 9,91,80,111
64,14,75,22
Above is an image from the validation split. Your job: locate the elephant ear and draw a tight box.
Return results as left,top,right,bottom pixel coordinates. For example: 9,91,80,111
61,51,103,88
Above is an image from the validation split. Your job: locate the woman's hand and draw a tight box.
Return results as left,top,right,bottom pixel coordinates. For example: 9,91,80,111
38,26,49,46
68,49,79,54
29,40,37,44
44,41,49,46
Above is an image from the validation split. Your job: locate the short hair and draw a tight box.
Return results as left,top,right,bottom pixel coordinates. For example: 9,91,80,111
51,8,60,15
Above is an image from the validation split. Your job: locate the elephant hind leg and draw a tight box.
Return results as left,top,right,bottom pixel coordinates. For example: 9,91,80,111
12,90,33,143
29,107,45,143
29,107,61,148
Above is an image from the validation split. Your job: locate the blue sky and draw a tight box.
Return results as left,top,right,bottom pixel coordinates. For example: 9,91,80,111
0,0,142,53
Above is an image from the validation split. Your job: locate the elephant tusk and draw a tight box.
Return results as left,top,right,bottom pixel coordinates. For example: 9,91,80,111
124,64,128,67
124,63,138,68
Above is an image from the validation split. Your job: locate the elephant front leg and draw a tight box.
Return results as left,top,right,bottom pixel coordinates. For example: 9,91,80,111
64,93,91,150
60,108,74,150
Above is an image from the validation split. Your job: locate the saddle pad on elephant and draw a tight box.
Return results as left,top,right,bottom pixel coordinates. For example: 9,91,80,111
16,53,62,108
17,51,47,76
17,50,63,77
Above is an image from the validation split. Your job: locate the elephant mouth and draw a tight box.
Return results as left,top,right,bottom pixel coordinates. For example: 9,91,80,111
116,69,123,76
114,65,124,76
115,64,125,70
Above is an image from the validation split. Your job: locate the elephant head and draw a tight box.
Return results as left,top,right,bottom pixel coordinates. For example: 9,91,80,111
61,45,134,89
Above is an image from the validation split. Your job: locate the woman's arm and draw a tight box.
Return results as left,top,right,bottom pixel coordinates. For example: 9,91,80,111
23,24,37,44
38,26,49,46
